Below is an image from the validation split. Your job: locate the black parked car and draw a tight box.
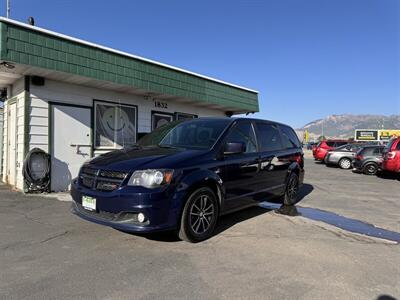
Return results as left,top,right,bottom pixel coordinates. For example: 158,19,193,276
71,117,305,242
306,142,316,150
352,145,385,175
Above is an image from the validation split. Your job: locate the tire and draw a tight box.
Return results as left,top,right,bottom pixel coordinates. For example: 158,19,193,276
338,158,352,169
178,187,219,243
282,173,300,206
363,163,378,175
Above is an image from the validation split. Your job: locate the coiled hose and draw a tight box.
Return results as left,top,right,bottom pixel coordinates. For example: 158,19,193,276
23,148,50,193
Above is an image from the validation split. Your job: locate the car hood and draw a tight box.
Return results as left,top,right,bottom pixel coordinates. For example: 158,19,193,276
86,146,208,172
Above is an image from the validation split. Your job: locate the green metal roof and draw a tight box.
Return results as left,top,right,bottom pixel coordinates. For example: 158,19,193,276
0,18,259,113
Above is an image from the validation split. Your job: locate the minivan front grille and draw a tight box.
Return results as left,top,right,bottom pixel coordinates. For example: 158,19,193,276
79,167,129,191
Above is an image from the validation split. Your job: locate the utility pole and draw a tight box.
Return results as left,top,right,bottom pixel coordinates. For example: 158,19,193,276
6,0,10,18
321,120,324,138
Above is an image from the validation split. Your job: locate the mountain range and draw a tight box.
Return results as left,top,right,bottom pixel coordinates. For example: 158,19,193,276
297,114,400,139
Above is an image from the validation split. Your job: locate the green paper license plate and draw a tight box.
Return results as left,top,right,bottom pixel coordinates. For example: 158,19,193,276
82,195,96,211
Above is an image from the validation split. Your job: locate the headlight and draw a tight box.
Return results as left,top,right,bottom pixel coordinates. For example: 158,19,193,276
127,169,174,188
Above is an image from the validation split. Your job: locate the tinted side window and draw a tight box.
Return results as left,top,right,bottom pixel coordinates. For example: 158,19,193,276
373,148,382,155
279,125,301,149
385,139,395,152
256,123,282,152
326,141,335,147
334,142,347,147
225,122,257,153
396,142,400,150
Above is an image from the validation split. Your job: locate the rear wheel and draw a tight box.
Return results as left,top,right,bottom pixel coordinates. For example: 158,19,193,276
363,163,378,175
339,158,352,169
178,187,219,243
282,173,299,205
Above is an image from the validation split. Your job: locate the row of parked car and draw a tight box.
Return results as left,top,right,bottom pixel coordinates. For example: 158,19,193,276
311,137,400,176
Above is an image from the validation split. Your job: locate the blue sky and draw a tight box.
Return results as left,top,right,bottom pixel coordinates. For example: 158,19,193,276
3,0,399,128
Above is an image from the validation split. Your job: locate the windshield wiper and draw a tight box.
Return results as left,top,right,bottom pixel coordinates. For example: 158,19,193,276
124,144,142,150
157,144,180,149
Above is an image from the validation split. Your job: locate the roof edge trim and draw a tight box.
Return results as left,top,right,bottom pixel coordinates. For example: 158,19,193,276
0,17,258,94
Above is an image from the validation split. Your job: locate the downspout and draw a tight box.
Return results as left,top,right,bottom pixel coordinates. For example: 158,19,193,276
23,75,30,192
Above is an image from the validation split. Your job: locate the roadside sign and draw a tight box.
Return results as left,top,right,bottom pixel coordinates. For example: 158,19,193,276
355,130,378,141
304,130,309,143
379,129,400,141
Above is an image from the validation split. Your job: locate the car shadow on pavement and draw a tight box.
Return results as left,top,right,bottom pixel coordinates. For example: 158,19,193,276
131,184,314,243
376,172,400,181
297,183,314,202
376,295,397,300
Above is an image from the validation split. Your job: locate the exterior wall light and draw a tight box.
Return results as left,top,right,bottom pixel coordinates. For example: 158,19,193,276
0,61,15,69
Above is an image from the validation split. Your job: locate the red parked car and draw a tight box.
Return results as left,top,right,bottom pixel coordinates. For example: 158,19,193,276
382,137,400,173
313,140,348,161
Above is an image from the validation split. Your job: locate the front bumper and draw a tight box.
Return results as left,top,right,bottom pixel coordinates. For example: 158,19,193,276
70,180,183,233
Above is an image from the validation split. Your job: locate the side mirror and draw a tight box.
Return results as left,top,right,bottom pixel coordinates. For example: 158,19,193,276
224,142,245,155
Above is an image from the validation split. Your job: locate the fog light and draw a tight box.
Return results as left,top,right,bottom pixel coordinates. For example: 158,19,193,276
138,213,146,223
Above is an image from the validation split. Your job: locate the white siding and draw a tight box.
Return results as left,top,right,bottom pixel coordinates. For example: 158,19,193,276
1,104,7,183
11,78,25,97
1,91,26,189
15,93,26,190
0,107,3,177
30,79,225,157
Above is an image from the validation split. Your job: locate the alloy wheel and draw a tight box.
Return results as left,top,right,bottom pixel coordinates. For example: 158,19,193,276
287,175,299,202
189,195,215,234
340,158,351,169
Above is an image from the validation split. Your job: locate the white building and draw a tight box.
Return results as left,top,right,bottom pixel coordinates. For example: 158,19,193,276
0,106,3,177
0,18,259,192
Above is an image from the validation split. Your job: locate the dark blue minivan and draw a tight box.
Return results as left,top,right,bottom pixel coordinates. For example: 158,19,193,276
71,117,304,242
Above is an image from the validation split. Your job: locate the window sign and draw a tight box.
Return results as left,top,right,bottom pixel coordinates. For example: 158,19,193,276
175,112,197,121
152,112,174,130
95,101,137,148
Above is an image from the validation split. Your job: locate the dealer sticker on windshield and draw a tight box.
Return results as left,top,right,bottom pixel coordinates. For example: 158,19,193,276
82,195,96,211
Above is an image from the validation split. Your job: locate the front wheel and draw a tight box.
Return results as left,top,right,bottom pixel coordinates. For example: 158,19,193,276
339,158,352,169
178,187,219,243
282,173,300,205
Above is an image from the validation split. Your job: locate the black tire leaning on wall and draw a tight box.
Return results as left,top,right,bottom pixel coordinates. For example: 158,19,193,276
23,148,51,193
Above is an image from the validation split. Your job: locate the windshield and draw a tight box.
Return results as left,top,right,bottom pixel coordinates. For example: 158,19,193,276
138,119,231,150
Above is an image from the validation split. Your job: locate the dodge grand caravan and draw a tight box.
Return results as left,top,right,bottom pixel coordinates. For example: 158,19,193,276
71,118,304,242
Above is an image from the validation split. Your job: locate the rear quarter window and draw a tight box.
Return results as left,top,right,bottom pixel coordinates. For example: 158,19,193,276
326,142,335,147
279,125,301,149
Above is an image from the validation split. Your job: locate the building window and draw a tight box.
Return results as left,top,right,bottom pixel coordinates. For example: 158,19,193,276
94,101,137,149
152,112,174,130
175,112,197,121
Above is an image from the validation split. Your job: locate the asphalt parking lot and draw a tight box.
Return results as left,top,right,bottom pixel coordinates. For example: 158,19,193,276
1,157,399,300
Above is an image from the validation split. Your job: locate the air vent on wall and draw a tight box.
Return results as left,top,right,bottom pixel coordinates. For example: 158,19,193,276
31,76,45,86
